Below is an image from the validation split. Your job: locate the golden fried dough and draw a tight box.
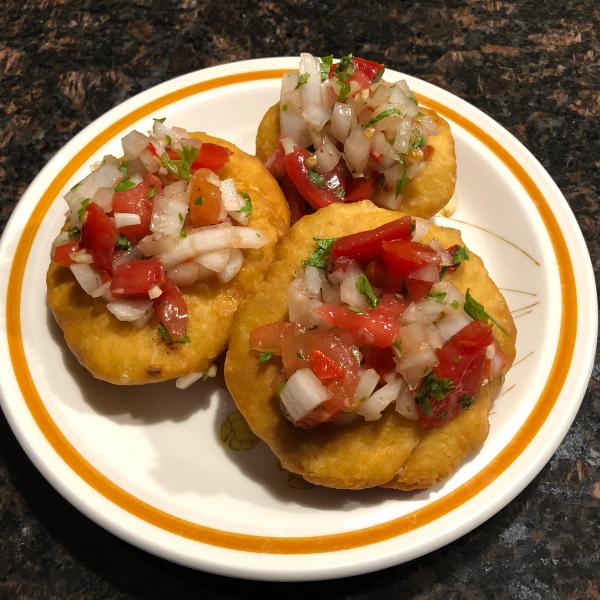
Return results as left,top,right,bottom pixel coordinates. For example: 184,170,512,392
255,103,456,219
225,201,515,490
47,133,290,385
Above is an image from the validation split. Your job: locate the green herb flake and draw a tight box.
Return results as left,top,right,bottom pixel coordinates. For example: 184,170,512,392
295,73,310,89
464,289,508,335
335,186,345,199
415,373,455,415
153,117,166,123
307,170,324,187
70,181,82,191
114,177,135,192
408,129,427,151
460,395,474,410
303,237,337,269
348,306,367,314
158,323,190,344
319,54,334,81
363,107,402,128
338,80,351,102
393,340,402,352
239,192,252,217
118,160,128,175
296,350,304,359
194,196,204,206
258,351,273,363
395,172,409,196
451,245,469,265
275,381,286,395
179,145,199,165
115,234,131,251
67,227,81,240
77,199,90,221
160,147,197,181
356,274,379,308
451,299,460,309
281,103,288,112
372,66,385,83
178,212,184,224
333,53,355,81
179,229,187,238
427,290,447,303
147,185,157,199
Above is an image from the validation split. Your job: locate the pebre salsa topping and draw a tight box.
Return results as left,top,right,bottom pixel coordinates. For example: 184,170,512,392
250,218,510,429
266,53,440,221
51,120,266,342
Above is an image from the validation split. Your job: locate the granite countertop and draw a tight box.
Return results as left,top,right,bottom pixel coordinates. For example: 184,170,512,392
1,1,598,597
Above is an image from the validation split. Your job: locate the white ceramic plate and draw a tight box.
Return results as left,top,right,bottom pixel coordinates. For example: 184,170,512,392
0,58,596,581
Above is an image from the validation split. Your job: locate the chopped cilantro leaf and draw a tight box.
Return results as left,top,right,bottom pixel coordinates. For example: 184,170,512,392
373,66,385,83
416,111,424,118
114,177,135,192
408,130,427,151
180,229,187,238
115,234,131,251
160,151,195,181
296,350,304,359
395,172,409,196
147,185,157,199
460,395,474,410
427,290,447,303
239,192,252,217
333,53,354,81
452,245,469,265
415,373,455,415
118,160,128,175
275,381,286,395
67,227,81,240
451,300,460,309
153,117,166,123
393,340,402,352
165,134,172,146
179,145,199,165
77,199,90,221
70,182,82,191
295,73,310,89
408,93,418,106
338,81,351,102
319,54,333,81
258,351,273,362
194,196,204,205
464,289,508,335
348,306,367,314
178,212,184,224
303,237,337,269
335,186,345,199
308,170,324,187
281,103,288,112
363,107,402,128
356,274,379,308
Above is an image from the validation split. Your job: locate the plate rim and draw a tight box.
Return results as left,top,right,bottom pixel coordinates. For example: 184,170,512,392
0,57,596,580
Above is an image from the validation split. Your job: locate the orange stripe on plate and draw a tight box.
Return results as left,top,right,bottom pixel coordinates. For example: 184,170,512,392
6,71,576,554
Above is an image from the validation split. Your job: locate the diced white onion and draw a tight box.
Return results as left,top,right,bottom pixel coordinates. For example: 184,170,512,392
339,262,368,309
69,264,103,296
148,285,162,299
354,368,380,402
314,135,341,173
396,322,429,353
167,262,200,287
218,249,243,283
303,266,322,297
138,234,177,257
150,181,188,236
299,53,323,112
409,263,439,283
152,120,183,147
356,380,402,421
303,104,331,130
92,187,114,213
396,345,439,389
280,368,330,422
139,148,160,173
175,372,204,390
219,178,244,211
280,136,297,155
51,231,71,250
159,225,265,269
412,218,429,242
395,383,418,420
69,250,93,264
330,102,353,143
196,248,231,273
344,128,371,175
418,114,439,136
90,280,111,299
436,311,473,342
288,279,323,328
114,212,142,228
121,130,150,160
107,298,153,322
280,108,311,148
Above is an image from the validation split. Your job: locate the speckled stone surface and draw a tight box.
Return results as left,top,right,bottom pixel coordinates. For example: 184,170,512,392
1,1,598,597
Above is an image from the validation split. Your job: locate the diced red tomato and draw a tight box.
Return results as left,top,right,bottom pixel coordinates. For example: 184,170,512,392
315,293,407,347
365,260,388,288
112,173,161,243
166,148,179,161
249,321,305,354
405,278,434,301
146,143,159,157
190,143,231,173
361,346,396,381
329,217,414,267
310,349,345,381
349,69,372,90
344,176,376,203
350,57,384,83
423,144,434,158
110,258,165,298
188,168,222,227
154,278,188,339
52,240,80,266
296,397,346,429
265,143,286,179
417,321,493,427
80,203,118,273
284,147,345,209
280,175,307,224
